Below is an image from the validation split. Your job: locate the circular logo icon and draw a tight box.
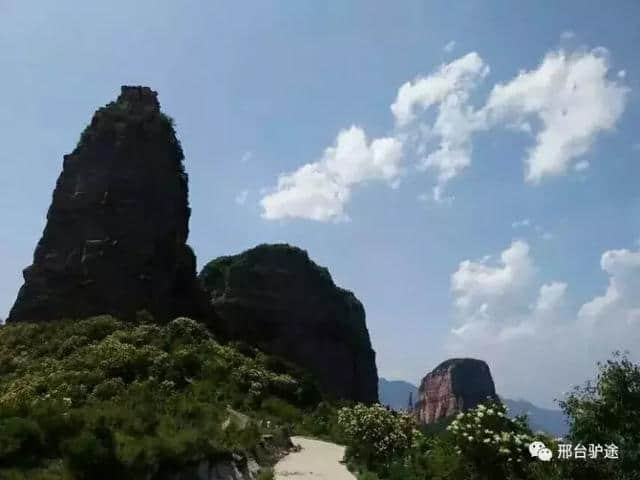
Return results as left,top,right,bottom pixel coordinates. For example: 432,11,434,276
529,441,546,457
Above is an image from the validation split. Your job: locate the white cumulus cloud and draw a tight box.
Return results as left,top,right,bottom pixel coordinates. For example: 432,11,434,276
399,46,626,201
261,44,628,220
260,126,403,221
390,52,489,128
391,53,489,201
483,49,628,183
451,240,535,316
447,241,640,407
579,248,640,323
535,281,567,312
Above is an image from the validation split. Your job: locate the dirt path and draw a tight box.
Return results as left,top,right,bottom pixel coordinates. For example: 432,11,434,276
274,436,356,479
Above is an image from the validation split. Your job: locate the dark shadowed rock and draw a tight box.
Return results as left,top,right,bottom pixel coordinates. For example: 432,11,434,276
414,358,499,424
199,244,378,403
8,86,205,323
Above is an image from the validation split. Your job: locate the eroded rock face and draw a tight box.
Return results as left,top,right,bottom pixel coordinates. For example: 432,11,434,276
199,244,379,403
8,86,204,323
414,358,499,424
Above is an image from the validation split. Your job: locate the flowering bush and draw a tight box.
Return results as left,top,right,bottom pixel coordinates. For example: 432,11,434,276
338,403,417,467
446,400,543,478
166,317,211,345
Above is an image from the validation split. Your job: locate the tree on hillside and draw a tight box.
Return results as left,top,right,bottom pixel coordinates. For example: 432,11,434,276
560,351,640,480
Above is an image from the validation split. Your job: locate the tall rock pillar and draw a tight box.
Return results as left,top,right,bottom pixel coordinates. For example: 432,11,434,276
9,86,202,323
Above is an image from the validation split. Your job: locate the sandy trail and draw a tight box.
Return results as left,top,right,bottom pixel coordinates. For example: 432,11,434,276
274,436,356,479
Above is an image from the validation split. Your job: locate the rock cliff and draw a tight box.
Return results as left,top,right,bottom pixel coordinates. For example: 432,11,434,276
199,244,378,403
8,86,204,323
414,358,499,424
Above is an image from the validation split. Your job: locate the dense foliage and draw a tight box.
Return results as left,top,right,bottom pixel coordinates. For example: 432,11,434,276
445,401,558,479
338,353,640,480
0,315,324,479
338,404,416,467
2,313,637,480
559,351,640,480
337,400,549,480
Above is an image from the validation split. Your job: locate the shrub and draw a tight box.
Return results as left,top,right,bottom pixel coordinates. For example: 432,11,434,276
560,351,640,480
260,397,302,425
299,401,342,439
0,316,329,478
74,315,122,342
0,417,45,466
256,468,275,480
423,435,470,480
166,317,210,346
446,399,547,479
56,335,90,359
338,403,416,468
91,378,125,401
62,426,122,480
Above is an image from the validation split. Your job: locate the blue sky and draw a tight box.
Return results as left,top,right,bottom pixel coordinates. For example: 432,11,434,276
1,0,639,407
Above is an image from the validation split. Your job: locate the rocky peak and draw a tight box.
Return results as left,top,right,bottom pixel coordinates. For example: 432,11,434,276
199,243,379,403
117,85,160,114
414,358,499,424
8,86,203,323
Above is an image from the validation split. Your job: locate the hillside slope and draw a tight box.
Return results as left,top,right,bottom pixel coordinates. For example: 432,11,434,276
0,316,329,479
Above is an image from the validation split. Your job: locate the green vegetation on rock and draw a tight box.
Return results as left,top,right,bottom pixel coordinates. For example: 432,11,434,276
0,315,328,479
198,243,379,403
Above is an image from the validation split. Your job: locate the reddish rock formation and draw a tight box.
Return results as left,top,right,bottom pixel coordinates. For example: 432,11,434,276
8,86,205,323
414,358,499,424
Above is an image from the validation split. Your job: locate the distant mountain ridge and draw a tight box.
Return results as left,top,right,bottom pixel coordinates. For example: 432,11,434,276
378,378,418,411
501,397,569,437
378,378,569,437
